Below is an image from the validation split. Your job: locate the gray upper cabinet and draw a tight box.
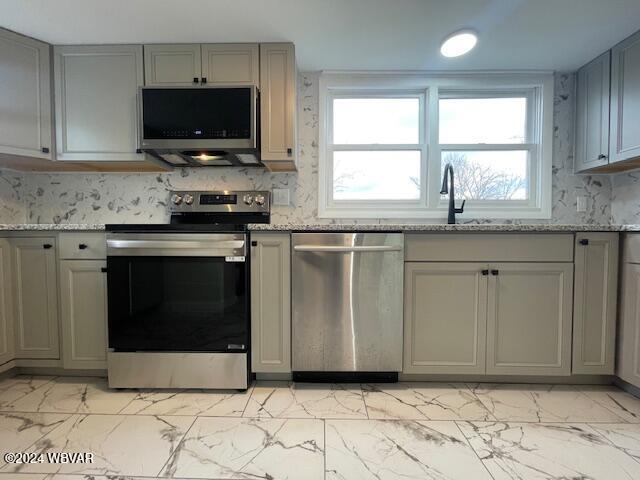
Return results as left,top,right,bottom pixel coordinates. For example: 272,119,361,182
575,51,610,172
260,43,297,171
572,233,618,375
143,44,201,86
485,262,573,376
611,30,640,164
12,237,59,360
404,262,487,374
0,28,52,160
202,44,259,85
143,43,258,86
54,45,145,162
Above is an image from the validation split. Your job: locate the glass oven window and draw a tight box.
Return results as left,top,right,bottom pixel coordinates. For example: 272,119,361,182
107,256,248,352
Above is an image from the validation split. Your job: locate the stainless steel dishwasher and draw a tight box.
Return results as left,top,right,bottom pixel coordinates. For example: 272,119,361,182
291,232,404,379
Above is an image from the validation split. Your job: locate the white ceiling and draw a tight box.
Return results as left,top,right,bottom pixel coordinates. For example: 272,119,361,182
2,0,640,72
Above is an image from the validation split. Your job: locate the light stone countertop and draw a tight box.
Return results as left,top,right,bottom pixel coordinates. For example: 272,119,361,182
0,224,106,231
1,223,640,232
248,223,639,232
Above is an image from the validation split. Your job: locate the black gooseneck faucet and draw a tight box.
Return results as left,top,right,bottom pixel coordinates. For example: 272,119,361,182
440,163,466,224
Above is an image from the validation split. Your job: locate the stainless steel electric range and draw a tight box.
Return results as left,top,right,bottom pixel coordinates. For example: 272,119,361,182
105,190,270,390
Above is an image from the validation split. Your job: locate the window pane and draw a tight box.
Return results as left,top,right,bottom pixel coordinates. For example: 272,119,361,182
441,151,528,200
439,97,527,144
333,98,420,144
333,150,421,200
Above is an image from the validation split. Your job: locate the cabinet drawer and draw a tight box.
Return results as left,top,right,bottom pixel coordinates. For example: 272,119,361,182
59,233,106,259
405,233,574,262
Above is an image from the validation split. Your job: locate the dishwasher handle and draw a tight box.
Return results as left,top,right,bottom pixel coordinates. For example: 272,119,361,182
293,245,402,253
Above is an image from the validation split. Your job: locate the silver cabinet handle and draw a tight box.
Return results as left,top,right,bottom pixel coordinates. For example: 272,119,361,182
293,245,402,253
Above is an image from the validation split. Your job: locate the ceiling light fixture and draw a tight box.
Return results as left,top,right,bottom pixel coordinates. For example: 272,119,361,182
440,29,478,58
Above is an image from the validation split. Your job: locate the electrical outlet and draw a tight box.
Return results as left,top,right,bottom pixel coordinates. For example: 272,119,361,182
576,195,587,212
272,188,290,206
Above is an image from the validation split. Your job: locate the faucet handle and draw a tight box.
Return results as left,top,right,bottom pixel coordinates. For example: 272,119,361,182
455,199,466,214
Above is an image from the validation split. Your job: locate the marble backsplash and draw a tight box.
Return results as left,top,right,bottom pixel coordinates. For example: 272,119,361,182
611,172,640,224
0,72,615,226
0,169,25,223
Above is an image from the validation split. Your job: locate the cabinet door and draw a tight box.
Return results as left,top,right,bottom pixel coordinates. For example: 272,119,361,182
486,263,573,375
0,239,14,365
250,233,291,373
611,31,640,163
143,44,201,86
259,43,297,169
54,45,145,161
60,260,107,369
575,52,610,172
404,262,487,374
573,233,618,374
0,28,52,159
201,44,259,85
618,263,640,387
12,238,59,359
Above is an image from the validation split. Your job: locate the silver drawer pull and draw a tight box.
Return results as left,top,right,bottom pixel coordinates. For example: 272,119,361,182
293,245,402,253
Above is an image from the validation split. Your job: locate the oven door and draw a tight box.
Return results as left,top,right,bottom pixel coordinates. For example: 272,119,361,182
106,233,248,353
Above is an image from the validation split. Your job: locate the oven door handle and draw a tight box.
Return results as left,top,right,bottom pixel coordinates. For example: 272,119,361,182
108,239,245,250
293,245,402,253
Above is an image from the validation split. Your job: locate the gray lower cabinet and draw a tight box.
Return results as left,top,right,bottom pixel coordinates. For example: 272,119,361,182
405,261,573,376
0,239,14,365
572,233,618,374
617,235,640,388
59,260,107,369
250,233,291,373
404,262,487,374
618,262,640,387
11,237,59,359
486,262,573,376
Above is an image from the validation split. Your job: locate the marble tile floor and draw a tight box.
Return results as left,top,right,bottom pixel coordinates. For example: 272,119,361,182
1,376,640,479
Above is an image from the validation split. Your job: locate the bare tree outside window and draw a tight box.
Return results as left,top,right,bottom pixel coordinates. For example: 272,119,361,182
441,152,528,200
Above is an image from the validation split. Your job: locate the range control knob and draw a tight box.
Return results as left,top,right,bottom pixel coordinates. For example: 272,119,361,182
254,194,266,206
171,193,183,205
183,193,194,205
243,194,254,205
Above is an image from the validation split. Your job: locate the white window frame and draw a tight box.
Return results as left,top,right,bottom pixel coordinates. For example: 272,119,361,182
318,72,554,219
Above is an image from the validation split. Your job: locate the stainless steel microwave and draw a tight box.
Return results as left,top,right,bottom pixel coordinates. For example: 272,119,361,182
138,85,261,167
